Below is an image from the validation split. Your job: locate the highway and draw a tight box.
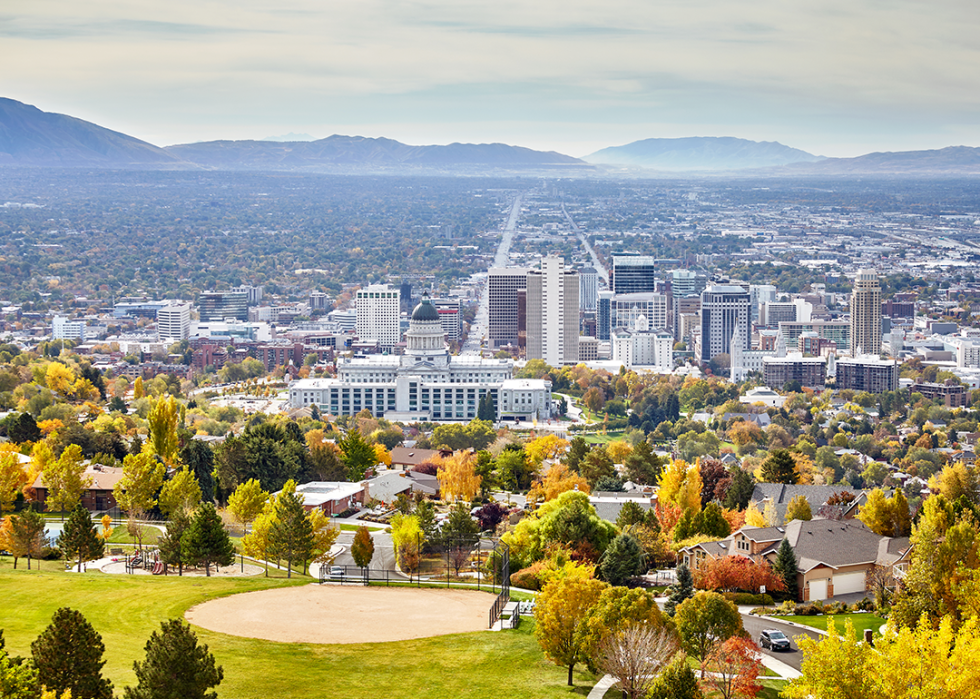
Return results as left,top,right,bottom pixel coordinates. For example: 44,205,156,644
462,193,523,354
561,203,608,284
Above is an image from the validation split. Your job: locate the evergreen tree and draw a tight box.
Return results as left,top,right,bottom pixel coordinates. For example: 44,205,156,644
414,499,438,543
665,563,694,617
722,468,755,510
337,428,377,480
647,653,703,699
672,508,700,542
350,526,375,569
563,437,591,473
157,509,191,575
181,503,235,577
441,502,479,539
644,507,662,534
124,620,222,699
59,504,105,573
31,608,113,699
268,488,314,577
772,539,799,601
698,502,731,539
760,449,798,484
477,393,496,421
624,439,663,485
599,533,646,586
616,501,647,529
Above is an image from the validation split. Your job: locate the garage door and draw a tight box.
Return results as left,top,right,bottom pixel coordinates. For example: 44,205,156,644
833,572,866,596
808,579,828,601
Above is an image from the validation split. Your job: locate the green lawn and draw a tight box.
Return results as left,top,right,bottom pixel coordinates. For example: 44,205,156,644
0,562,598,699
578,431,627,445
773,613,886,637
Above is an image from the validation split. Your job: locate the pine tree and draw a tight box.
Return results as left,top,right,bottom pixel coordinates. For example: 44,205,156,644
722,468,755,510
181,503,234,577
59,504,105,572
124,620,222,699
647,652,703,699
624,440,663,485
350,526,375,569
31,608,113,699
477,393,495,421
337,429,377,481
616,501,647,529
268,487,314,577
760,449,798,484
665,563,694,616
157,509,191,575
599,533,646,586
772,538,799,601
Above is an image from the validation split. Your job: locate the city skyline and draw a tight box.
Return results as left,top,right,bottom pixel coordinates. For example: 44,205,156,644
4,0,977,157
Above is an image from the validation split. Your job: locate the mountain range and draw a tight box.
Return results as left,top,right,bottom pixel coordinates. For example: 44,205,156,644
1,97,978,175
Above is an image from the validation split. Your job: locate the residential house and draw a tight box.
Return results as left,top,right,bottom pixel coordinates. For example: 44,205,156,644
32,464,123,513
288,481,365,516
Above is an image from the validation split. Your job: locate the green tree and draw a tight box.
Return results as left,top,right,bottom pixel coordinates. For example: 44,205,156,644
31,607,113,699
477,393,495,421
563,437,591,473
10,509,46,570
59,504,105,573
227,478,268,537
599,534,646,586
647,652,704,699
114,452,166,553
579,447,614,487
350,526,375,569
497,446,534,491
623,439,662,485
772,538,799,601
181,503,235,577
158,468,202,518
442,501,480,539
268,482,314,577
665,562,695,617
534,574,608,685
674,592,744,668
577,586,670,673
44,444,91,515
698,502,732,538
721,468,755,510
124,620,222,699
157,509,191,575
337,428,377,481
760,449,798,484
616,501,647,529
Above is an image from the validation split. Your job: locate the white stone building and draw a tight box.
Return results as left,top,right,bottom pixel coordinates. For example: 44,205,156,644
611,315,674,372
156,303,191,342
355,284,401,350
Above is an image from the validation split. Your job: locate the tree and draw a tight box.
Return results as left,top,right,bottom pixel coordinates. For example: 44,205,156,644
784,494,812,522
307,508,340,568
477,392,495,421
616,501,647,529
780,618,875,699
351,526,375,568
527,462,589,504
599,534,646,586
577,586,670,673
157,509,191,575
599,625,678,699
146,396,180,464
390,513,423,574
857,488,896,536
0,643,39,699
721,468,755,511
436,451,481,502
124,619,222,699
772,539,799,601
474,501,509,531
158,468,202,518
525,434,570,467
583,386,605,413
10,509,47,569
181,503,235,577
114,452,165,553
534,574,607,685
760,449,798,484
179,440,215,504
44,444,91,515
227,479,268,537
0,447,28,513
673,592,744,668
693,556,785,595
647,652,704,699
7,412,41,444
267,482,314,577
46,362,75,396
59,504,105,573
31,607,113,699
580,447,615,487
132,376,144,400
496,446,534,491
701,637,762,699
623,439,662,485
337,428,376,480
563,437,591,472
665,562,694,616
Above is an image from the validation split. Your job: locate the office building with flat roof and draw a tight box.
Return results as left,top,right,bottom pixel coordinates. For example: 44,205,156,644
487,267,529,350
850,269,882,356
700,285,751,362
355,284,401,350
612,254,657,294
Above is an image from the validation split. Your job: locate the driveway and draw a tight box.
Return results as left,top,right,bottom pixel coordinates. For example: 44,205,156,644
740,614,824,672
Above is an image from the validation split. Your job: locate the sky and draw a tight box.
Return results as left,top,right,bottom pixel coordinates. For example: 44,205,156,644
3,0,978,157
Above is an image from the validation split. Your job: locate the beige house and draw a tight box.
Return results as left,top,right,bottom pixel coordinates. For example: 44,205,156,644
682,519,911,601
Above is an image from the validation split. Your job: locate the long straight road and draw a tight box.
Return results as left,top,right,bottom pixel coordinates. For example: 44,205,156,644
463,193,523,354
561,203,608,284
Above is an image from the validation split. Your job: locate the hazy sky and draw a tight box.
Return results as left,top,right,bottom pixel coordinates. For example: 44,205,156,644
4,0,978,157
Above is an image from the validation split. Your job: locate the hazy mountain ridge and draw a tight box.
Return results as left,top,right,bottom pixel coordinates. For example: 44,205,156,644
585,136,824,170
777,146,980,175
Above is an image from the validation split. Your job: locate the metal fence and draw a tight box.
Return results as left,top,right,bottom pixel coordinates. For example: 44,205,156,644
488,541,510,629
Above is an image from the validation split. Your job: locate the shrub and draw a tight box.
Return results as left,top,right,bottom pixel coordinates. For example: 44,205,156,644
722,592,774,606
792,602,824,616
824,601,849,615
851,597,875,612
510,561,549,591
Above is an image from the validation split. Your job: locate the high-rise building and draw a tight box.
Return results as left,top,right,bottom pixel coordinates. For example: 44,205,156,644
487,268,529,350
762,299,812,326
52,316,85,342
850,269,882,356
526,255,579,366
431,297,462,343
597,291,614,341
579,267,598,311
308,291,330,312
355,284,401,350
612,293,669,332
836,356,898,393
750,284,777,323
157,303,191,342
230,285,264,305
611,254,657,294
198,292,249,322
671,270,706,338
700,285,751,362
399,282,413,313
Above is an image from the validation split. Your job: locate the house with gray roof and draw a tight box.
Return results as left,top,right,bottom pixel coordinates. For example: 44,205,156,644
749,483,867,523
589,491,657,523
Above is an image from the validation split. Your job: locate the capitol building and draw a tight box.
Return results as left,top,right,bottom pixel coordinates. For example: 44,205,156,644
288,293,553,422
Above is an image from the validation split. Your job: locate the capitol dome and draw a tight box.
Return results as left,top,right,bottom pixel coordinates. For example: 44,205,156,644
411,293,440,322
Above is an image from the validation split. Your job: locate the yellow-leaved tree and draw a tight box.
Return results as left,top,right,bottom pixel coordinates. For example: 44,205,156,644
114,452,165,552
44,444,91,515
784,494,812,522
373,443,391,469
525,434,570,467
527,462,590,504
132,376,144,399
534,573,608,686
228,478,269,537
243,497,277,576
158,467,202,517
606,440,633,464
390,513,424,574
436,451,482,503
744,502,767,528
308,508,341,566
146,395,180,464
45,362,75,396
0,444,28,513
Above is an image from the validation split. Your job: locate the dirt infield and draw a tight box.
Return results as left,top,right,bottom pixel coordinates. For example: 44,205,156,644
185,585,491,644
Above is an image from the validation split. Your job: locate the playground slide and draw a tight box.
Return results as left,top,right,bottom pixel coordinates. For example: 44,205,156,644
152,561,164,575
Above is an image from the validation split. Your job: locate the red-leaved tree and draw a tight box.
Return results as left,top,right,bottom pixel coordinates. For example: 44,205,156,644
693,555,785,594
701,636,763,699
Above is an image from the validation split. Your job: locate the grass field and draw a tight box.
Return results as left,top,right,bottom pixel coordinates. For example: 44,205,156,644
773,613,886,637
0,562,598,699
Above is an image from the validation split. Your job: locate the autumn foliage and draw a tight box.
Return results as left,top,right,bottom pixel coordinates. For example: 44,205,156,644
693,555,785,594
701,636,763,699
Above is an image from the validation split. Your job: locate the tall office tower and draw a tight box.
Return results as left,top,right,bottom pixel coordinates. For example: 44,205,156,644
612,293,669,332
526,256,579,366
750,284,777,323
579,267,598,311
355,284,401,349
700,285,751,362
850,269,882,356
670,270,707,337
157,302,191,342
431,297,462,342
399,282,413,313
597,291,615,341
308,291,330,312
611,254,657,294
487,268,529,350
673,295,701,341
198,291,249,321
230,285,264,305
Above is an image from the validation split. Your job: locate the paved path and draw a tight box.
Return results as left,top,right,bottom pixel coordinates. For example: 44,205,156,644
740,613,823,672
